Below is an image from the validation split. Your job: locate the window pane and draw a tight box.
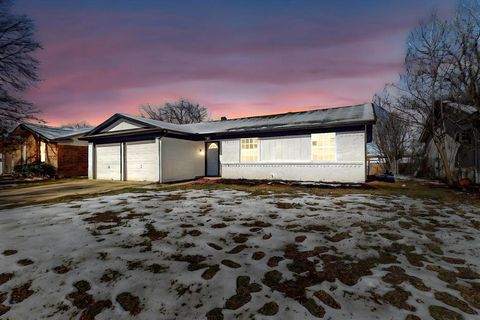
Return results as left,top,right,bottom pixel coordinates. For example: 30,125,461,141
240,138,258,162
311,133,336,161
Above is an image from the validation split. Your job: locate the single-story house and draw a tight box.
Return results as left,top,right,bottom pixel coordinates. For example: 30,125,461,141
81,103,377,183
420,103,479,184
0,124,91,176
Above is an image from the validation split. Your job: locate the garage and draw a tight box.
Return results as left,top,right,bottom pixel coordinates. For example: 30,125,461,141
95,144,121,180
125,141,158,182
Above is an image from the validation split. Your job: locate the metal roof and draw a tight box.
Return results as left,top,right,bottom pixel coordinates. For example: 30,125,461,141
21,124,92,141
112,103,376,136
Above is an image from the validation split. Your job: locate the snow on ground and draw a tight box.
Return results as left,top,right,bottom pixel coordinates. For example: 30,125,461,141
0,188,479,320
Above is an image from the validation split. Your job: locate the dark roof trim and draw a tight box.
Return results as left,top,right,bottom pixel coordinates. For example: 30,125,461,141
87,124,371,145
86,113,153,135
85,103,376,140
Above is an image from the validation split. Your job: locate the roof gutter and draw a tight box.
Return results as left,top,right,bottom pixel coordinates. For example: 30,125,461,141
80,119,376,142
79,127,197,142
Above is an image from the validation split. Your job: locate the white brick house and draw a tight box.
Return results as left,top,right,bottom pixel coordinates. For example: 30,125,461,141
81,103,377,183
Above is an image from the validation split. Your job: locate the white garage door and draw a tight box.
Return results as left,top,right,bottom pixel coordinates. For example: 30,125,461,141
125,141,158,182
96,144,121,180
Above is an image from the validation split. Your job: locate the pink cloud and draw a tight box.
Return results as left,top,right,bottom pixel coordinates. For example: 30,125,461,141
16,0,455,125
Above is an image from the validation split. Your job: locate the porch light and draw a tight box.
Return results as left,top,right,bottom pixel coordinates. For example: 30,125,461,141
199,148,204,155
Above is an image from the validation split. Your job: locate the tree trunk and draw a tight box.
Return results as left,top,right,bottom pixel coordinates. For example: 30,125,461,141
433,137,454,186
392,159,399,176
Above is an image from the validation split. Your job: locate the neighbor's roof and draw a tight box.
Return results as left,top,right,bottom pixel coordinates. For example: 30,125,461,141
20,123,92,141
89,103,376,137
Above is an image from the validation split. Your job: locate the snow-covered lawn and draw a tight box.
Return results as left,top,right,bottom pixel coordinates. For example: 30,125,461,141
0,188,479,319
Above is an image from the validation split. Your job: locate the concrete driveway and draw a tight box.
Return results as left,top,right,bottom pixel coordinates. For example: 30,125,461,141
0,179,150,209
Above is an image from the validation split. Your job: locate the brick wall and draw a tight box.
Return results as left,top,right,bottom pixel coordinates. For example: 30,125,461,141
57,145,88,177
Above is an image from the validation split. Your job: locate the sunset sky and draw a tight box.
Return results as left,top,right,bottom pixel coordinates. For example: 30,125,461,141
15,0,455,125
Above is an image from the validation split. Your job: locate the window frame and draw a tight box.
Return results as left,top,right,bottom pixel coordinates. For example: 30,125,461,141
240,138,259,162
311,132,336,162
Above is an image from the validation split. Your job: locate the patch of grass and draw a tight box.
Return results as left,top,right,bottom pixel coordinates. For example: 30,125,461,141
166,179,480,206
100,269,121,283
379,233,404,241
221,260,241,268
382,266,430,291
207,243,223,250
206,308,223,319
429,305,464,320
267,256,284,268
325,231,351,242
425,243,444,255
142,223,168,241
383,287,414,311
73,280,91,292
2,250,17,256
116,292,142,315
314,290,341,309
301,298,325,318
0,304,11,316
17,259,34,266
405,252,429,267
0,273,14,285
146,263,169,274
53,264,71,274
258,301,279,315
252,251,266,260
226,245,248,254
434,291,477,314
447,283,480,309
10,281,33,304
201,265,220,280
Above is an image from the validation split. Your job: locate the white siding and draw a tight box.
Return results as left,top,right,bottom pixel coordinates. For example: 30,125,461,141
335,131,365,162
95,144,121,180
260,135,310,162
125,141,159,182
220,130,366,183
221,140,240,163
105,120,143,132
161,137,204,182
221,163,365,183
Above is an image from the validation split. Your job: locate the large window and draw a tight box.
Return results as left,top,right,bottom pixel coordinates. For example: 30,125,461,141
240,138,259,162
311,133,336,161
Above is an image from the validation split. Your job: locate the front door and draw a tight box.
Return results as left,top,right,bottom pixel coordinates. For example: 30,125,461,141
206,142,220,177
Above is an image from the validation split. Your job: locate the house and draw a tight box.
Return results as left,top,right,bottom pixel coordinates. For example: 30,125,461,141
81,103,377,183
0,124,91,176
420,103,480,184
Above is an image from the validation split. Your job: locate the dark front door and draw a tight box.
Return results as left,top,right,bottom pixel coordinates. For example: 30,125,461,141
206,142,220,176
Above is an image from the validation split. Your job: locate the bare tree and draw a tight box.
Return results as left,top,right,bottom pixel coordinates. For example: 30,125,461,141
60,120,92,129
372,95,410,175
0,0,42,139
391,14,458,185
139,99,209,124
445,1,480,184
445,1,480,111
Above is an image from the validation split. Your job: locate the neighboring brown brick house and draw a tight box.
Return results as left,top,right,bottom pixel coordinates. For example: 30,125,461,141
0,124,91,177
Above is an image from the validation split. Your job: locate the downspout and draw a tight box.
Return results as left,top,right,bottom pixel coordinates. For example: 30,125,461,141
156,131,166,183
365,124,368,181
156,136,162,183
120,142,125,181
